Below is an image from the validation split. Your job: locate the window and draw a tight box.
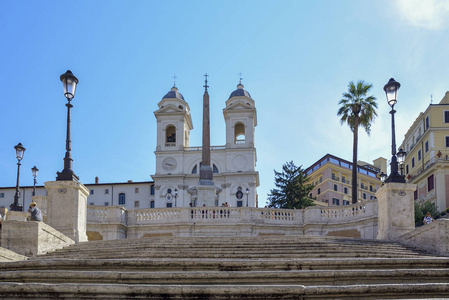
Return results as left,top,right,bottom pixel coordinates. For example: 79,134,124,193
134,201,140,208
104,202,109,206
191,165,198,174
418,150,422,161
105,189,109,194
213,164,219,173
166,203,173,208
361,182,365,189
363,193,367,200
118,193,126,205
135,188,139,193
369,185,373,192
344,187,348,194
237,201,243,207
90,190,94,195
150,201,155,208
234,122,245,144
343,200,349,205
414,190,418,200
89,202,94,206
342,176,346,183
370,195,376,200
333,184,338,191
425,141,429,153
317,188,321,195
425,116,429,129
0,193,4,198
332,198,340,205
166,125,176,145
406,164,409,174
412,157,415,168
428,175,434,191
445,111,449,123
446,136,449,147
150,185,155,195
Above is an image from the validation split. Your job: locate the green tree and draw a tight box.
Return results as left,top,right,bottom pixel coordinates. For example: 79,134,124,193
267,161,315,209
337,81,377,204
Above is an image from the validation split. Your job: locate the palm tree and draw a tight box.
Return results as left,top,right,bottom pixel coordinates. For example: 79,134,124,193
338,81,377,204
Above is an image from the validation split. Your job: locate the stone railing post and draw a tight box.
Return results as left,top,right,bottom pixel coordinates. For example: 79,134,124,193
376,182,417,240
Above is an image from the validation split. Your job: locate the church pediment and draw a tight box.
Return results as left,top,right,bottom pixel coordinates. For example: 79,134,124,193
154,104,186,115
223,101,253,112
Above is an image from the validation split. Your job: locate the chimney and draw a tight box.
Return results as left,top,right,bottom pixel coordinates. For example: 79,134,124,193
95,177,99,184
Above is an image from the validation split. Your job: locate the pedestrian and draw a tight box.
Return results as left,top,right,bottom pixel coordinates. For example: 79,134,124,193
423,212,434,225
28,202,43,221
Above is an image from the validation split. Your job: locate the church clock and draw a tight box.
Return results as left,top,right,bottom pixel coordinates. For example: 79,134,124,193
162,157,177,171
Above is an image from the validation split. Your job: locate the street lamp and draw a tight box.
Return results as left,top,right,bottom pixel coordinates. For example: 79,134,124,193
11,143,26,211
56,70,79,181
32,166,39,196
174,188,178,207
397,148,406,176
246,188,249,207
379,172,387,184
383,78,406,183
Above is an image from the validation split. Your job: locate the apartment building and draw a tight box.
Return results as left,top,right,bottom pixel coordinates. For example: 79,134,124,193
305,154,385,206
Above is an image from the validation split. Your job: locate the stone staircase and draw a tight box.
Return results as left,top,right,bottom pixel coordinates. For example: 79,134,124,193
1,235,449,299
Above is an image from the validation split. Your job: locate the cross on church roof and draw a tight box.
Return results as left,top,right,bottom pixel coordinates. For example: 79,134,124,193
173,75,177,87
238,72,243,84
204,73,209,91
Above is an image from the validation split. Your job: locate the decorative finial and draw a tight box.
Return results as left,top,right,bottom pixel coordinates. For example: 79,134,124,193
238,72,243,84
204,73,209,91
173,74,177,87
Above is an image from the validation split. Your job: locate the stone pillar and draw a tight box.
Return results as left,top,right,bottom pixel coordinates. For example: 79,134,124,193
44,181,89,243
376,182,417,240
435,168,448,211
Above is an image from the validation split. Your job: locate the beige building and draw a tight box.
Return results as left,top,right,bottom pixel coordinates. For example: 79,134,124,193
400,92,449,212
305,154,385,206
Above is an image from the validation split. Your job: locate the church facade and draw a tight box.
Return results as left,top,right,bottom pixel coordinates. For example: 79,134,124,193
151,82,259,208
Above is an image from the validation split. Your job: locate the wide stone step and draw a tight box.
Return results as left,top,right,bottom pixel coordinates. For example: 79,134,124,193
1,269,449,286
1,282,449,299
3,257,449,272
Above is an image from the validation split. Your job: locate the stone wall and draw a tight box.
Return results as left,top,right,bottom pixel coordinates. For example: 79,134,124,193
86,201,378,240
399,219,449,256
1,220,74,257
0,246,27,262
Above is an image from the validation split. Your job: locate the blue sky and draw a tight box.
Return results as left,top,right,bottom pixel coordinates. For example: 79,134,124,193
1,0,449,205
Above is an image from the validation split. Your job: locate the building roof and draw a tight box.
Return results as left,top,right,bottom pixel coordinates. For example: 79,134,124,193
162,86,185,101
228,83,252,99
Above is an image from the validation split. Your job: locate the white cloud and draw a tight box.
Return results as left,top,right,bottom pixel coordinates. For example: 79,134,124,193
396,0,449,30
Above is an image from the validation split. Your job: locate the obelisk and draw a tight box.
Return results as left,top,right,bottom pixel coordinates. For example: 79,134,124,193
199,73,213,185
187,74,222,206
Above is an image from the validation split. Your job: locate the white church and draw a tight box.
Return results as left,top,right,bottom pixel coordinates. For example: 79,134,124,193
152,81,259,208
0,81,260,210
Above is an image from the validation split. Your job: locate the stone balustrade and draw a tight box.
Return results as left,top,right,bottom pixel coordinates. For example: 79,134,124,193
87,201,377,227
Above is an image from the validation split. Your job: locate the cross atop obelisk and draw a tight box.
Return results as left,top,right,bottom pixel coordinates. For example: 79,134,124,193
199,73,213,185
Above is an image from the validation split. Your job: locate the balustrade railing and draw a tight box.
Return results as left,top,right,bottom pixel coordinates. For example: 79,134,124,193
87,201,376,227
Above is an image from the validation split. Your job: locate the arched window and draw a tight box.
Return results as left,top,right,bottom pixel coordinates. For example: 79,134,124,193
213,164,219,173
192,165,197,174
150,185,155,195
150,201,155,208
234,123,245,144
118,193,126,205
166,125,176,146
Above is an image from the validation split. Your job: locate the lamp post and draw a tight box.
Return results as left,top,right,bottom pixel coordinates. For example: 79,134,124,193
245,188,249,207
174,188,178,207
31,166,39,196
384,78,406,183
56,70,79,181
11,143,26,211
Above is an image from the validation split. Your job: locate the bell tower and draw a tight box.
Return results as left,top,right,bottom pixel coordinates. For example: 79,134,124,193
154,85,193,152
223,81,257,148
